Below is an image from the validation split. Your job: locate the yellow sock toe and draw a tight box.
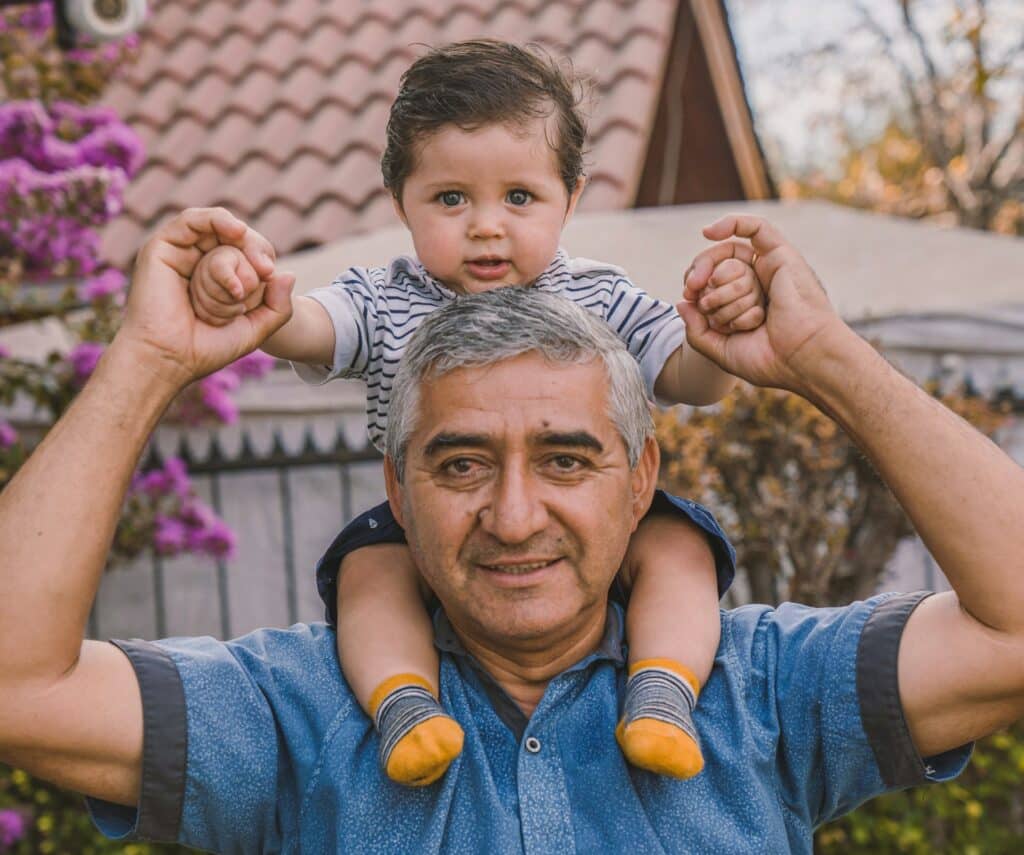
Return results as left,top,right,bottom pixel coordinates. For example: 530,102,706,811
616,717,704,780
385,716,465,787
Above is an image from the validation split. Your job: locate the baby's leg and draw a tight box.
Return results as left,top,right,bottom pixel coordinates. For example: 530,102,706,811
336,543,463,786
616,519,721,779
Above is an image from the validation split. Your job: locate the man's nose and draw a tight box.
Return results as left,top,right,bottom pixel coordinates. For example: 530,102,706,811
479,466,548,544
467,204,506,240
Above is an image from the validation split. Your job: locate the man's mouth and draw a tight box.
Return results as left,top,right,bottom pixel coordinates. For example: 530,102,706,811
481,559,557,574
477,557,562,587
466,257,511,280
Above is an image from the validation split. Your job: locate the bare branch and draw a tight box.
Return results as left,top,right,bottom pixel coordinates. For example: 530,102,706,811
898,0,946,110
855,1,954,170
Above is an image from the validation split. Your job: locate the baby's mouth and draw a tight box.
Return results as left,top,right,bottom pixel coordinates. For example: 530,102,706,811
466,258,512,280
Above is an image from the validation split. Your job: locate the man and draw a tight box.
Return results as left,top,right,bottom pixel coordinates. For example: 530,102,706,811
0,208,1022,853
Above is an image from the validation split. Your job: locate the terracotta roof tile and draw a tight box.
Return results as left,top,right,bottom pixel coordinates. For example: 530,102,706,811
231,67,279,118
277,65,324,116
221,157,281,211
100,0,682,267
185,73,234,125
148,115,206,172
259,29,304,76
204,113,257,165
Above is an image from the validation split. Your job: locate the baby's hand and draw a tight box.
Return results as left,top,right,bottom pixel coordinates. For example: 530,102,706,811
683,257,765,333
189,245,266,327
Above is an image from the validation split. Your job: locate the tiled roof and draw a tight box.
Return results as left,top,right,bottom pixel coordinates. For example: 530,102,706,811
100,0,682,267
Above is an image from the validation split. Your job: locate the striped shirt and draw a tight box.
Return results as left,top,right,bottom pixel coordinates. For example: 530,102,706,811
294,249,684,451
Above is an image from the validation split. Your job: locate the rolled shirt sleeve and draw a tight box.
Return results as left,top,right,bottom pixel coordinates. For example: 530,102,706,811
725,591,974,830
86,625,351,852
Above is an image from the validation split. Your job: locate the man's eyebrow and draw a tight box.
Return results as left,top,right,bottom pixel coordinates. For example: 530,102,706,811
535,431,604,453
422,432,491,457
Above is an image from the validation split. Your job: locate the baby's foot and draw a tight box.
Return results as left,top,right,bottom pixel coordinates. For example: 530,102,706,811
370,674,464,786
616,658,704,779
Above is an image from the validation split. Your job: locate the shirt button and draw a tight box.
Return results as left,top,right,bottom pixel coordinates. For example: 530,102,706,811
525,736,542,754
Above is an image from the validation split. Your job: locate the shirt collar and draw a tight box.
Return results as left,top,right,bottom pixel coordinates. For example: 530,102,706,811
400,249,573,298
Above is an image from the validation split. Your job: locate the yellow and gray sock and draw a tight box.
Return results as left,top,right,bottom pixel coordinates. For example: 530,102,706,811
369,674,464,787
615,658,704,779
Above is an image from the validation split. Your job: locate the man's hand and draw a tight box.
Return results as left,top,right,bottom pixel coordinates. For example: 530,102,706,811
189,245,267,327
678,215,847,396
116,207,294,390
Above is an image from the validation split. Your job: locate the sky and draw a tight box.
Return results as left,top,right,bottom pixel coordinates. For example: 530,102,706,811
722,0,1024,177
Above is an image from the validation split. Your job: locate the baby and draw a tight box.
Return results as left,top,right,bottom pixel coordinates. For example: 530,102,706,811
189,40,762,786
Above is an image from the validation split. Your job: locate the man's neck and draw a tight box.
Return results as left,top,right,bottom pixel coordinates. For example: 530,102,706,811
452,607,609,717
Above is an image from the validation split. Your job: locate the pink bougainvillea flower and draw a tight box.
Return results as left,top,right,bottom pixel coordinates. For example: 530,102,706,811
135,457,191,499
192,518,237,560
231,350,276,379
0,808,27,847
68,341,105,383
0,422,17,449
79,268,127,301
199,372,241,424
153,514,188,555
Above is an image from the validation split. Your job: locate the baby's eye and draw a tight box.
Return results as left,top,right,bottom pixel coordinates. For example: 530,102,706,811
438,191,465,207
506,189,532,206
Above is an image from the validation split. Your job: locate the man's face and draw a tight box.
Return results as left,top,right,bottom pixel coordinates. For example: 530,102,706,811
385,352,657,650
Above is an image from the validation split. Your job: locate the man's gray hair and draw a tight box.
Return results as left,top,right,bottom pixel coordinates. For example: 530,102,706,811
385,288,655,480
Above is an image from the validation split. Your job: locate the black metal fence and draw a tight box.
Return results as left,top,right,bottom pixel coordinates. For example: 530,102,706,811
89,427,382,641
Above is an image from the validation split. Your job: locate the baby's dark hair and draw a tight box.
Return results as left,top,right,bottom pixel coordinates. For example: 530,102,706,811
382,39,588,200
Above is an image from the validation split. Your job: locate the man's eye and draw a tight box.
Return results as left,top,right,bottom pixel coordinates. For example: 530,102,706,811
506,189,531,206
549,455,583,472
442,457,478,476
438,191,464,207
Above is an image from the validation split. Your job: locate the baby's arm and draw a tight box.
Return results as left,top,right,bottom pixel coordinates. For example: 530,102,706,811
654,256,765,406
188,244,336,366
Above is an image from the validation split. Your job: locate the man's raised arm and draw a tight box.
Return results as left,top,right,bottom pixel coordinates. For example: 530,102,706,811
680,215,1024,758
0,208,293,805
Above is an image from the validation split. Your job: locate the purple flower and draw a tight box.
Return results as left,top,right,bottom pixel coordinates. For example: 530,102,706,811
0,343,9,359
79,268,127,301
177,501,237,560
68,341,105,382
0,422,17,449
230,350,276,379
77,123,145,176
153,514,188,555
0,101,51,161
39,133,82,170
17,2,53,35
0,808,27,847
199,372,241,424
192,518,237,560
135,457,191,499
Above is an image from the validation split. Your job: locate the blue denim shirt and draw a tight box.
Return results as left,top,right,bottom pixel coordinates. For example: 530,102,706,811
89,592,970,853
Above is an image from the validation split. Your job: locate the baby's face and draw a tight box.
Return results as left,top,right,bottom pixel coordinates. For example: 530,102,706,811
395,118,584,294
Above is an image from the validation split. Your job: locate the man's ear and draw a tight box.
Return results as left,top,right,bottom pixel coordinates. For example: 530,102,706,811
563,175,587,223
383,455,406,529
391,195,409,228
629,435,660,532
